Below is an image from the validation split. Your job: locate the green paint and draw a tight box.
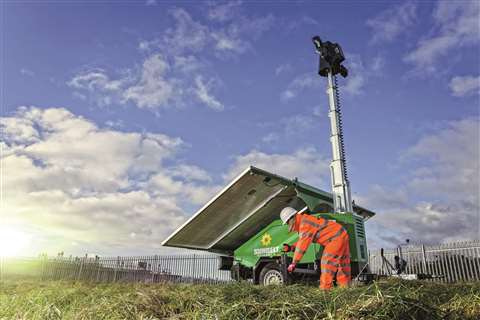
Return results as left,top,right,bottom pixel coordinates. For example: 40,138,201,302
234,212,366,269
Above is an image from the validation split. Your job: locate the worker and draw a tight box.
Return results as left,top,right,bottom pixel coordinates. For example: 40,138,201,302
280,206,351,290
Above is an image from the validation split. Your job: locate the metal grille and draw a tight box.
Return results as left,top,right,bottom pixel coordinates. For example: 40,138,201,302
369,240,480,282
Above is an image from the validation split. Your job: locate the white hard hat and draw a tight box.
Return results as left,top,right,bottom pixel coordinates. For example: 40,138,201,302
280,207,297,225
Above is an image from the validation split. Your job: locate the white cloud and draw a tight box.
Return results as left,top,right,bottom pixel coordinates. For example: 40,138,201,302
105,119,124,128
283,114,315,136
68,7,272,112
123,54,177,109
20,68,35,77
363,118,480,248
212,31,247,54
312,105,323,117
163,8,210,54
285,15,319,32
261,132,280,144
68,69,123,92
258,112,317,147
366,1,417,43
138,40,154,52
174,55,202,74
194,76,224,111
1,106,218,256
160,7,273,57
67,69,126,107
281,73,319,101
67,5,274,113
275,63,292,76
207,0,242,22
405,118,479,203
449,75,480,97
343,53,385,96
282,53,383,100
404,1,479,72
68,54,221,112
371,55,385,73
145,0,156,6
210,13,274,57
169,164,212,183
342,55,366,96
225,147,330,188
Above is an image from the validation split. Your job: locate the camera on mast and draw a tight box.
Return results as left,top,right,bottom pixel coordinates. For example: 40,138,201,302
312,36,348,78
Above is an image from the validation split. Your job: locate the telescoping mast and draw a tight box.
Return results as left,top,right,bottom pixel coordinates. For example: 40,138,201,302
312,36,353,214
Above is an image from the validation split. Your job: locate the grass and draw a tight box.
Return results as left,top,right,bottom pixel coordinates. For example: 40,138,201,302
0,279,478,320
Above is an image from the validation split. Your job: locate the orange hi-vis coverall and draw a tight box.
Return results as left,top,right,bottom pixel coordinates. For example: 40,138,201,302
291,214,351,289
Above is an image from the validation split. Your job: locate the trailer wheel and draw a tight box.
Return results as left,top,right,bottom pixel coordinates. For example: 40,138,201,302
259,263,285,285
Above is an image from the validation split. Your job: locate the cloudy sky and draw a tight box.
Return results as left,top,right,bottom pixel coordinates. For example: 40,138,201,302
1,1,479,257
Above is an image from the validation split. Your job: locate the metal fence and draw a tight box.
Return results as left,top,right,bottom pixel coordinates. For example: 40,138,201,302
1,240,479,284
369,240,480,283
0,254,232,284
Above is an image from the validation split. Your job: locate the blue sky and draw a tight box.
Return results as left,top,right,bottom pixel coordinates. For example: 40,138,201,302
1,1,479,256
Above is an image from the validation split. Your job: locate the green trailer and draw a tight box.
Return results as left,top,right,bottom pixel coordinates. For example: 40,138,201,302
163,166,375,285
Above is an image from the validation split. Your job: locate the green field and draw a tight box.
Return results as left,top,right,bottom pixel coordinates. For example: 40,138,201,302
0,279,478,320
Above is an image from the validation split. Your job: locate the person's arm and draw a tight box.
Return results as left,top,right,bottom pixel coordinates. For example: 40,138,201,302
292,222,315,264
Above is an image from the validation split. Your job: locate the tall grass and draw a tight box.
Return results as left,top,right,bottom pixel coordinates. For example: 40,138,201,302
0,279,478,319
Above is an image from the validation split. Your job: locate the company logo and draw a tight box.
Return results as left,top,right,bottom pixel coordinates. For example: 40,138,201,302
254,246,279,256
260,233,272,246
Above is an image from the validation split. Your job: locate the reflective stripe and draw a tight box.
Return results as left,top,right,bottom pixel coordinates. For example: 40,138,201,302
321,260,338,267
337,270,351,277
321,268,336,275
315,222,329,243
318,219,329,231
295,247,306,255
337,269,351,276
327,227,346,243
303,219,323,229
338,262,351,267
300,231,316,239
322,253,347,260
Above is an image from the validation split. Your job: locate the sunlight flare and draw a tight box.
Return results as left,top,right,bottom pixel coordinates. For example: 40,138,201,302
0,227,30,257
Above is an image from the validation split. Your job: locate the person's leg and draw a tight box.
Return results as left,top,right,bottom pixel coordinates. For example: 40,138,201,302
336,239,351,287
320,244,341,290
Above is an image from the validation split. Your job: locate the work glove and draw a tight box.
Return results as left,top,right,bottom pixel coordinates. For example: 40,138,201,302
287,263,296,273
282,244,291,252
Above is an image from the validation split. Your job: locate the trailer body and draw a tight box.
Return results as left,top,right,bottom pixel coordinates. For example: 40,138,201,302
234,212,367,268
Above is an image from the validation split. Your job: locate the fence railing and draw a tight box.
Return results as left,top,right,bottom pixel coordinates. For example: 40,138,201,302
0,254,232,284
1,240,479,284
368,240,480,283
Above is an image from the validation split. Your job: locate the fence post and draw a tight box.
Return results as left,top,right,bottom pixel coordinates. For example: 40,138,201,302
96,258,101,282
193,254,197,283
76,257,85,282
421,244,428,274
113,257,119,282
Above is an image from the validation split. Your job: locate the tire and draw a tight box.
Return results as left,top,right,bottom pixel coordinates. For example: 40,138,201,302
259,262,285,285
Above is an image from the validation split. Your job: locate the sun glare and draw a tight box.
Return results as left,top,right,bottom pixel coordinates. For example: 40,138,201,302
0,228,30,257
